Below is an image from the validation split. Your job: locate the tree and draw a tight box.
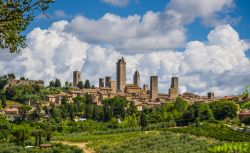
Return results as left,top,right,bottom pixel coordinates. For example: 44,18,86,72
54,79,61,88
1,95,6,108
0,0,54,53
209,100,238,120
84,80,91,89
140,112,147,129
174,97,188,113
49,80,55,87
77,81,84,89
19,105,32,121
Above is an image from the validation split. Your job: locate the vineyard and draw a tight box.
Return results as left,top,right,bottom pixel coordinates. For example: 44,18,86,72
55,130,219,153
168,123,250,142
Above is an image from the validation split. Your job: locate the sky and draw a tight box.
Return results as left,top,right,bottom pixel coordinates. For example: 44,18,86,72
0,0,250,96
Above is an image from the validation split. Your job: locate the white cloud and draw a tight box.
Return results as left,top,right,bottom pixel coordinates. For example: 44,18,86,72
0,0,249,96
54,10,67,18
0,22,249,96
167,0,234,25
101,0,130,7
64,11,185,54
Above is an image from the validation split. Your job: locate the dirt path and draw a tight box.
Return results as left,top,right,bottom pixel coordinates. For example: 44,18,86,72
53,141,95,153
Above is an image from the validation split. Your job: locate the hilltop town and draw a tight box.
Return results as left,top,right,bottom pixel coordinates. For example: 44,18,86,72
1,57,249,121
0,57,250,153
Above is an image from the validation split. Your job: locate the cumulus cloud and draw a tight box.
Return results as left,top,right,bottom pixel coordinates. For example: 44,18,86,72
0,0,249,96
60,0,236,53
101,0,130,7
64,11,185,54
0,21,249,96
167,0,234,25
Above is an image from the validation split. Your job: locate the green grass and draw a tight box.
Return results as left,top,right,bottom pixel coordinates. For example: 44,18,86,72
168,123,250,142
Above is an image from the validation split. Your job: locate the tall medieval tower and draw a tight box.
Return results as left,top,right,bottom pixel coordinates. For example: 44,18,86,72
133,70,140,86
116,57,126,92
169,77,179,98
150,76,158,100
73,71,81,87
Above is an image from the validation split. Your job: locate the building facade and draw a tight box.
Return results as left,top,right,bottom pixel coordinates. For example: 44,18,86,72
133,71,140,86
105,76,111,87
169,77,179,99
150,76,158,100
99,78,104,88
73,71,81,87
116,57,126,92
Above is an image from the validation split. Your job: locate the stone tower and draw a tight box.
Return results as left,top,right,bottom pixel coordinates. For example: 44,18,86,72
169,77,179,98
133,70,140,86
143,84,149,91
207,92,215,100
99,78,104,88
150,76,158,100
105,76,111,87
109,80,116,92
116,57,126,92
73,71,81,87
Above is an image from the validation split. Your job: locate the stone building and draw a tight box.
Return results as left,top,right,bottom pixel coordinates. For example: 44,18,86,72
143,84,149,91
116,57,126,92
169,77,179,99
150,76,158,100
207,92,215,100
109,80,116,92
125,84,142,96
105,77,111,87
133,71,140,86
4,80,44,89
99,78,104,88
73,71,81,87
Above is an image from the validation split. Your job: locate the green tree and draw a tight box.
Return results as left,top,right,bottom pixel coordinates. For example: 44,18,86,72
174,97,188,113
209,100,238,120
20,76,25,80
19,105,32,121
119,114,138,128
55,79,61,88
84,80,91,89
77,81,84,89
1,95,6,108
49,80,55,87
0,0,53,52
140,112,147,129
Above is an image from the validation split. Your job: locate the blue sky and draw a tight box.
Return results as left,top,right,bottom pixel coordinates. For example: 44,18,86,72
27,0,250,57
29,0,250,41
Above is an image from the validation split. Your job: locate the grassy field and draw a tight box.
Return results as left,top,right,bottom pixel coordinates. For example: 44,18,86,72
55,130,219,153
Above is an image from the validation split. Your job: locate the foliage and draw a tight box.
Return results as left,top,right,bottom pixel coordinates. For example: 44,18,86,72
77,81,84,89
0,0,53,53
102,97,128,121
174,97,188,113
54,79,61,88
119,114,138,128
180,103,214,126
169,123,250,142
1,95,6,108
83,80,91,89
209,100,238,120
240,101,250,109
56,130,218,153
208,143,250,153
0,142,82,153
